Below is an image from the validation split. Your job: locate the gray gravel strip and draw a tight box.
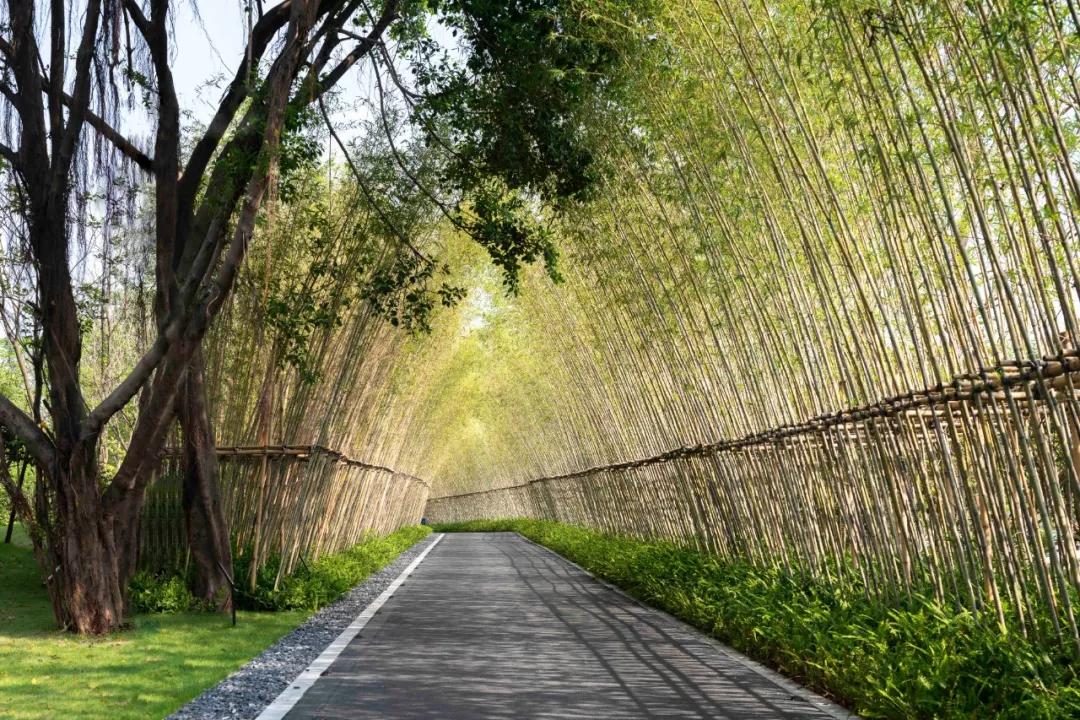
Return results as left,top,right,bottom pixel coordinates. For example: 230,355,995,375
168,533,440,720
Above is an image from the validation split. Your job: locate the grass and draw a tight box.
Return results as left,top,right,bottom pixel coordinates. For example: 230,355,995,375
0,523,431,719
435,518,1080,720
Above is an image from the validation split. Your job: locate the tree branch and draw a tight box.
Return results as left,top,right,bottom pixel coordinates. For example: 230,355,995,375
55,90,150,172
370,64,471,235
317,93,431,264
119,0,151,39
83,325,173,436
7,1,50,193
48,0,65,161
177,1,291,209
88,0,322,439
0,37,150,172
52,0,103,193
0,393,53,468
177,3,360,282
80,99,154,172
106,0,322,499
0,142,19,170
315,0,398,97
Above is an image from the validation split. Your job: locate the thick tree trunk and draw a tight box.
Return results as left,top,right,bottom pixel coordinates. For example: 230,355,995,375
47,451,127,634
179,347,233,610
0,0,332,636
57,516,126,634
111,484,147,614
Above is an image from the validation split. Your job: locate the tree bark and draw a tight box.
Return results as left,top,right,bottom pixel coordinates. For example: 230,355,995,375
49,450,127,634
179,346,233,610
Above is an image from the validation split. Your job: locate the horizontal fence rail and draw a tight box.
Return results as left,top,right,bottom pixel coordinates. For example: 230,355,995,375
431,351,1080,499
159,444,430,487
142,445,429,581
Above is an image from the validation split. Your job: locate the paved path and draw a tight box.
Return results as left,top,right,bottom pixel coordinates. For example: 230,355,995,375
278,533,850,719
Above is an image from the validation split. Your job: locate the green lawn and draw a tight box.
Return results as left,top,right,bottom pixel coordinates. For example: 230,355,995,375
0,527,295,720
0,523,431,718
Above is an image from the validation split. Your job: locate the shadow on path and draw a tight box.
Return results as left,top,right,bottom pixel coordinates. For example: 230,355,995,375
284,532,842,719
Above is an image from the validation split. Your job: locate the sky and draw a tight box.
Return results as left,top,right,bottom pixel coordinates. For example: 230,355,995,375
168,1,374,133
171,2,248,121
166,2,457,133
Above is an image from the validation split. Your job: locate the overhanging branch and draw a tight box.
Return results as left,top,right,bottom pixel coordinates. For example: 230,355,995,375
0,142,19,169
0,36,152,172
119,0,151,39
0,393,53,468
178,1,292,203
79,98,154,172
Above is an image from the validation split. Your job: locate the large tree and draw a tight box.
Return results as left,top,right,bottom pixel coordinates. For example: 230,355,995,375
0,0,649,634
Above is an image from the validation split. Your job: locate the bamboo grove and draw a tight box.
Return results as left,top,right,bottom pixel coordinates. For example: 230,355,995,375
417,0,1080,656
7,0,1078,653
140,158,449,585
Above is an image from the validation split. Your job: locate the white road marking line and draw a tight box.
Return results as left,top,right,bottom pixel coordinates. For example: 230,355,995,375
256,533,445,720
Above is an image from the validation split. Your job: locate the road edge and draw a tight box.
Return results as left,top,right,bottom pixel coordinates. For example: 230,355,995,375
511,531,861,720
254,533,445,720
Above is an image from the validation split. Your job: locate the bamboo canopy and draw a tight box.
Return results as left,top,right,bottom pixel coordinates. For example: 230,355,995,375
418,0,1080,654
129,0,1080,652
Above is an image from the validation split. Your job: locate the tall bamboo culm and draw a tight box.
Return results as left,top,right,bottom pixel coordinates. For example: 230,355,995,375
423,0,1080,655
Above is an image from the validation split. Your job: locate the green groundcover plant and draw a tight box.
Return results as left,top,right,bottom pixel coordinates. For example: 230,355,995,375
434,519,1080,720
131,526,432,613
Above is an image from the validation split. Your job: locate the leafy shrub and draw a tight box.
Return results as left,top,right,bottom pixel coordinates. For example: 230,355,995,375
435,518,1080,719
129,572,199,613
233,525,432,612
130,525,431,615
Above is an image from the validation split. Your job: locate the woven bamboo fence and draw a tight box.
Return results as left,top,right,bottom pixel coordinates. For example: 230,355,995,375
125,0,1080,658
141,445,429,578
414,1,1080,657
427,352,1080,651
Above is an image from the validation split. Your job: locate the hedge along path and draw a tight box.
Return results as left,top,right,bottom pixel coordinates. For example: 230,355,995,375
421,0,1080,657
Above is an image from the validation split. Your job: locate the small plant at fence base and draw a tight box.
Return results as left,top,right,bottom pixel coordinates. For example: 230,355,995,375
131,526,431,614
435,519,1080,720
